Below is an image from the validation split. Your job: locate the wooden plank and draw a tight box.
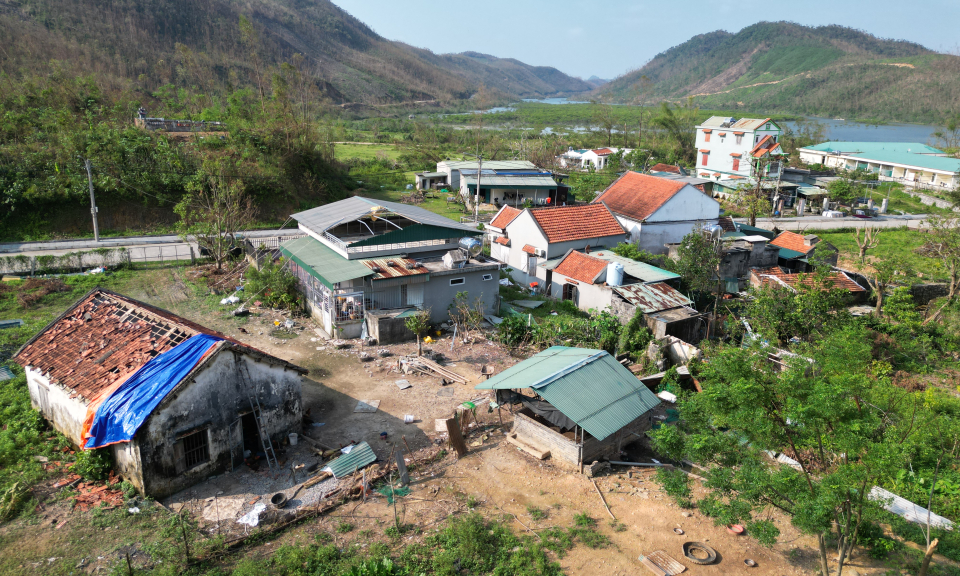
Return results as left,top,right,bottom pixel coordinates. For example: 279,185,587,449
506,434,550,460
395,450,410,486
444,418,468,458
647,550,686,575
638,556,668,576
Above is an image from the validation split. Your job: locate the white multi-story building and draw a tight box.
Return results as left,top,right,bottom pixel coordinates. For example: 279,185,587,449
694,117,784,184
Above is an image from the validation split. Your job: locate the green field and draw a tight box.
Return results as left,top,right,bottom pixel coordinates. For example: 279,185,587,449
333,143,404,162
816,227,943,281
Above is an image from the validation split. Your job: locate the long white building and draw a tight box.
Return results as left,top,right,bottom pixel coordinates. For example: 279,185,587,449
797,142,960,191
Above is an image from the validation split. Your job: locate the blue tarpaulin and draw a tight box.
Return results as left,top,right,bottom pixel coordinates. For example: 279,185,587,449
84,334,223,449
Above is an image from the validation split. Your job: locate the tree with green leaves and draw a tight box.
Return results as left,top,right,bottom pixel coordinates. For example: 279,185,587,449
652,99,699,165
652,325,933,576
827,178,858,205
731,181,771,227
404,309,432,356
744,270,850,345
863,255,911,317
175,159,257,270
669,228,723,337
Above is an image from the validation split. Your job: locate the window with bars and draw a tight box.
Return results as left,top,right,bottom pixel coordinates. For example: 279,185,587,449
174,429,210,473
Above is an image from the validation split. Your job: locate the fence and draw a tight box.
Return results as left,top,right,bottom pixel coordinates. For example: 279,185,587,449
0,244,199,276
244,235,305,269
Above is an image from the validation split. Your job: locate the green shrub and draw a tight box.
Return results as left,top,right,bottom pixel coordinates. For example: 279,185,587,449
73,448,114,481
655,467,693,508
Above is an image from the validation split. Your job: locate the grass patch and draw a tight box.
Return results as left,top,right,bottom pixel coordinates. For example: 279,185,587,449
541,513,611,557
333,143,403,162
336,521,354,534
527,505,548,521
814,226,943,281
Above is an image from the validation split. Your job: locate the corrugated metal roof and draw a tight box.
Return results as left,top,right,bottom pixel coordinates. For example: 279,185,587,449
0,366,14,382
279,236,371,289
292,196,476,235
476,347,661,441
0,319,24,330
613,282,693,313
417,172,446,177
462,175,557,188
588,251,679,283
802,142,944,155
360,258,429,281
324,441,377,479
869,486,955,529
441,160,539,170
731,117,773,130
699,116,734,128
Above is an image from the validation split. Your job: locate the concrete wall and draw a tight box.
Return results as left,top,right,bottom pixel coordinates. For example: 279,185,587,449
426,267,499,324
137,349,303,499
26,368,88,446
365,312,415,344
909,283,950,306
512,409,655,469
695,121,781,179
550,273,613,312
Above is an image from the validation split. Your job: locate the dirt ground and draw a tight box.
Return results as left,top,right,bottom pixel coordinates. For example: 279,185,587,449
158,296,879,576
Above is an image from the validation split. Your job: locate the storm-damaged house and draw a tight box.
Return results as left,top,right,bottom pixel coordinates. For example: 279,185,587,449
14,289,306,499
281,197,499,341
477,347,661,469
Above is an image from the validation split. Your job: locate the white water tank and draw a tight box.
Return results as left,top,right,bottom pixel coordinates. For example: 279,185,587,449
607,262,624,287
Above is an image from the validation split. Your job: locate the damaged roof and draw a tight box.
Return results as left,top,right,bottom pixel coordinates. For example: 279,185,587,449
14,289,305,403
292,196,476,236
752,267,866,293
613,282,694,314
476,346,661,441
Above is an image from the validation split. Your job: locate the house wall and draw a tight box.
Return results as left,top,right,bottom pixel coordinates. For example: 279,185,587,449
112,441,145,495
512,410,655,469
25,367,89,446
136,349,303,499
365,312,415,345
695,121,782,179
612,186,719,254
550,273,613,312
426,267,499,324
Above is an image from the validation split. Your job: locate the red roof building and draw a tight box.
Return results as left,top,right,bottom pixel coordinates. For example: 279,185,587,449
593,172,688,222
553,251,610,284
490,205,522,230
750,267,865,293
528,204,625,243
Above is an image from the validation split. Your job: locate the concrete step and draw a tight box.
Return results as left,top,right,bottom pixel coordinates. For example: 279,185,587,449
507,433,551,460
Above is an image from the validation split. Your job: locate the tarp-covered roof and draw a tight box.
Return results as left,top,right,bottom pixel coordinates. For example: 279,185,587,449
280,235,372,289
476,347,660,440
292,196,476,236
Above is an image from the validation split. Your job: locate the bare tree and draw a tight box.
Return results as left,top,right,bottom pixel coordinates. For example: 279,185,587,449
591,98,616,147
239,15,266,115
854,226,881,265
917,215,960,322
175,160,258,270
631,75,654,148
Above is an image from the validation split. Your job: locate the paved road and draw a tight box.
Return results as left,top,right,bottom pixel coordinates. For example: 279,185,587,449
0,228,303,255
745,213,929,231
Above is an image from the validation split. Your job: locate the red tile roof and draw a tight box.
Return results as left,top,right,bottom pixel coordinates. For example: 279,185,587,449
491,206,522,229
730,152,742,157
13,289,301,403
522,244,538,254
770,231,816,254
649,163,682,174
529,204,625,243
494,236,510,245
554,251,609,284
751,135,782,158
592,172,687,222
751,267,865,293
592,148,614,155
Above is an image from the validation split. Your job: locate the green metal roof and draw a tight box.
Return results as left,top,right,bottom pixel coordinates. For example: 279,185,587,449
735,224,775,239
778,247,807,259
803,142,944,155
324,441,377,478
463,175,558,188
348,223,479,248
589,251,680,283
476,347,661,441
843,150,960,174
280,236,371,289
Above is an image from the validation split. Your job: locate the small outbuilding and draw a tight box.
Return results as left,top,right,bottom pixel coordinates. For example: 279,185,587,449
476,347,661,470
14,289,307,499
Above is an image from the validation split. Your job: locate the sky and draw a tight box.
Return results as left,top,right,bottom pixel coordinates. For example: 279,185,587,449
331,0,960,80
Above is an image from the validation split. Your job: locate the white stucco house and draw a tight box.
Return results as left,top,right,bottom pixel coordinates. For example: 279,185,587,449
489,203,627,287
592,171,720,254
580,147,633,170
694,117,784,185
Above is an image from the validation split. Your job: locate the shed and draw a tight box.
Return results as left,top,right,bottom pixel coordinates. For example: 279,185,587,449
476,347,661,469
13,289,307,498
611,283,706,344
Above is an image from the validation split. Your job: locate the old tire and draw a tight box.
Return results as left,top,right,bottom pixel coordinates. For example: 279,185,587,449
683,541,717,565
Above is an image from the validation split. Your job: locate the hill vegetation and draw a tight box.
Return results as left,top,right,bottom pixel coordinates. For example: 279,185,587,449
0,0,589,105
597,22,960,123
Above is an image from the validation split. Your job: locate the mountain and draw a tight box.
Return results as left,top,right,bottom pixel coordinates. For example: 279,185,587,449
0,0,589,105
584,76,610,89
596,22,960,123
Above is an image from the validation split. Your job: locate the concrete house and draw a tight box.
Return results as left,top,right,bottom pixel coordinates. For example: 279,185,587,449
14,289,305,499
694,117,784,184
593,172,720,254
491,204,627,287
435,160,541,190
281,197,499,340
580,147,632,171
666,233,781,293
476,346,661,469
797,142,960,191
768,231,839,272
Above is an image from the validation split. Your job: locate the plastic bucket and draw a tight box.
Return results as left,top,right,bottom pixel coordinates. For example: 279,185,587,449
288,433,298,446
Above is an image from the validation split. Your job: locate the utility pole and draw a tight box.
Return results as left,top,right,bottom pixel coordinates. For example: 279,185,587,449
475,154,482,224
85,159,100,242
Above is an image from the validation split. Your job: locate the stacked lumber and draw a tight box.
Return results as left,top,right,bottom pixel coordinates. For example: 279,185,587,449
399,356,468,384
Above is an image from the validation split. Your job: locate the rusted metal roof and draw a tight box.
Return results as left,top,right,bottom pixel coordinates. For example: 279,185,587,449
13,289,304,403
360,257,428,280
613,282,694,313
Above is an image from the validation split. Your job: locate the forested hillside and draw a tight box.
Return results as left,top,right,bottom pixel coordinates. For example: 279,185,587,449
598,22,960,123
0,0,589,104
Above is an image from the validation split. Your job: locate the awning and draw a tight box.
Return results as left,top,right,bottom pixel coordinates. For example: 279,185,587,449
280,236,372,289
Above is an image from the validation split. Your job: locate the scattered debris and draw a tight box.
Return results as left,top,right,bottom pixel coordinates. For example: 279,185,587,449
640,550,686,575
71,479,125,511
395,380,412,390
398,355,468,384
354,400,381,413
323,442,376,479
682,542,717,565
237,503,266,527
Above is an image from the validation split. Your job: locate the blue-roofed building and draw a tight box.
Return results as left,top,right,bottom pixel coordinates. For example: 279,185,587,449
798,142,960,192
476,347,661,469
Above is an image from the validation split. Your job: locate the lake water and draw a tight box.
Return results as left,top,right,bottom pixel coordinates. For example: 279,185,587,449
523,98,943,145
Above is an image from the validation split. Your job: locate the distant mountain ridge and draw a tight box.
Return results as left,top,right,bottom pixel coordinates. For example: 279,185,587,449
0,0,590,104
596,22,960,123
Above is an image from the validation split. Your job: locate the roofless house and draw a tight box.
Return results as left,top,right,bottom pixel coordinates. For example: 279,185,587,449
477,347,662,470
281,197,499,341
